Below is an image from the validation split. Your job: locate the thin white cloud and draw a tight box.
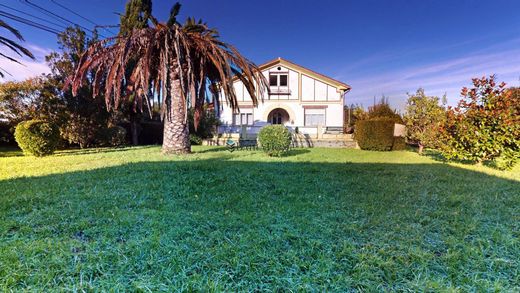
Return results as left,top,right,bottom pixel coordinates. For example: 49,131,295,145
0,44,51,81
341,39,520,110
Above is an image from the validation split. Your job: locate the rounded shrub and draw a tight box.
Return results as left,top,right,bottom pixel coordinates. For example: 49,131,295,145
258,125,292,157
355,118,395,151
96,126,127,147
14,120,60,156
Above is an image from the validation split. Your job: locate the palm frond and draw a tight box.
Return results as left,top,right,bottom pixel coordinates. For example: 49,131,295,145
72,19,267,129
0,19,35,77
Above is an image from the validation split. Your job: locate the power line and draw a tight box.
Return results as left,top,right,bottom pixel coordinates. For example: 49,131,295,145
0,10,60,35
20,0,106,39
0,3,67,31
0,67,14,77
49,0,116,35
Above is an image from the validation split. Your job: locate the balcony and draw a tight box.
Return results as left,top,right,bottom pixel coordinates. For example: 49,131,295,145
269,87,291,95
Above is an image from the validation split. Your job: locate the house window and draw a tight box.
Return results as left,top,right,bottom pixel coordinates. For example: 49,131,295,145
279,74,288,86
269,73,288,87
304,108,326,126
233,113,254,126
269,75,278,86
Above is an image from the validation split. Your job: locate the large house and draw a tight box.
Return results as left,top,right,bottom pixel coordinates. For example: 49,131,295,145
218,58,351,139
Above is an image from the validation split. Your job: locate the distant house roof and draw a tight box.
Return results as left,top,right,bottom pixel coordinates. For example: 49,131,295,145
258,57,351,91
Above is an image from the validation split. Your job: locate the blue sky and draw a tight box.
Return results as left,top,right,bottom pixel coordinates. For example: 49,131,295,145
2,0,520,110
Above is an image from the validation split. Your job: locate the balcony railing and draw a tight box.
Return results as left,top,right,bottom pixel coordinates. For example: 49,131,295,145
269,88,291,95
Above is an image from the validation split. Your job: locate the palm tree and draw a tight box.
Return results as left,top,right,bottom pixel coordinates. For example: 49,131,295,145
72,3,267,154
0,19,35,77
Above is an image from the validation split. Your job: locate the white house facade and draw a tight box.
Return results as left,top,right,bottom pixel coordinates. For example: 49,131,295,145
218,58,351,137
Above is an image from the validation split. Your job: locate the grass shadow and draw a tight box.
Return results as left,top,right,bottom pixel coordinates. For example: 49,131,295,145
422,149,448,163
422,148,514,171
284,148,311,157
53,145,157,157
193,146,229,153
0,146,22,157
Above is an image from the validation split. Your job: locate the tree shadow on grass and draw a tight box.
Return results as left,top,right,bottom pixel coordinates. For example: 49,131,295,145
53,145,158,157
284,148,310,157
193,146,229,153
0,157,518,291
0,146,22,157
422,149,449,162
422,148,513,170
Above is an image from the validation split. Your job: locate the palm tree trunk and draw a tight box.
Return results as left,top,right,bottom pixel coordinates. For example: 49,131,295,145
162,77,191,154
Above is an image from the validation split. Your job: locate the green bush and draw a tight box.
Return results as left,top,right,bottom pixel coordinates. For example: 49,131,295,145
392,137,407,151
96,126,127,147
14,120,60,156
355,118,395,151
258,125,292,157
190,134,203,145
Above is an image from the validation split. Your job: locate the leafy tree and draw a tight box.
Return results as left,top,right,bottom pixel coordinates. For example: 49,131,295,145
404,89,446,154
0,77,62,143
46,26,111,148
440,76,520,168
0,20,34,77
344,104,367,133
72,2,267,154
120,0,152,35
188,105,220,141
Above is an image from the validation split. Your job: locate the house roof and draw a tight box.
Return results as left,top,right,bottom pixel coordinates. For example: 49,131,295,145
258,57,351,91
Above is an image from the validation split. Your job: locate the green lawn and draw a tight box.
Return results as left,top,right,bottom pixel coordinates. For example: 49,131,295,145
1,146,519,291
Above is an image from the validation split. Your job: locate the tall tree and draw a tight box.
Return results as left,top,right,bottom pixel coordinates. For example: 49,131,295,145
120,0,152,35
0,19,34,77
404,89,446,154
72,3,267,154
47,26,110,148
119,0,153,145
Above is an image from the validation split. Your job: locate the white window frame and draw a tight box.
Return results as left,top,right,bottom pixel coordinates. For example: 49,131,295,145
233,112,254,126
304,108,326,126
269,72,290,98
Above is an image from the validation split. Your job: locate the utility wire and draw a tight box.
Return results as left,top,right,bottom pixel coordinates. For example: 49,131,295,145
0,3,67,31
0,10,60,35
49,0,116,35
20,0,106,38
0,67,14,77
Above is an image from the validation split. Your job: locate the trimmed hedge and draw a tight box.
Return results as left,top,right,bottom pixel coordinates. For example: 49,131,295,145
392,137,407,151
258,125,292,157
355,118,395,151
14,120,60,156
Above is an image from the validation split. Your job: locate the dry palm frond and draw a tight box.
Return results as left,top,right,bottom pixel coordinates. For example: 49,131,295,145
72,12,267,129
0,19,35,77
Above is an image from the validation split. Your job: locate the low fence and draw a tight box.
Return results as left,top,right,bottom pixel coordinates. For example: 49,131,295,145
218,125,332,139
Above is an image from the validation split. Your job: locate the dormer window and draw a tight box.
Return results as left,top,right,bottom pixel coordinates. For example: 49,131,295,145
269,73,288,87
269,72,290,97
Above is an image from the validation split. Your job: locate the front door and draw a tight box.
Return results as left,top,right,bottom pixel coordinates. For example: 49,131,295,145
271,112,283,124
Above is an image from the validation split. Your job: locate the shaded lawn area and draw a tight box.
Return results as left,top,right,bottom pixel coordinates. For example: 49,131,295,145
0,146,519,291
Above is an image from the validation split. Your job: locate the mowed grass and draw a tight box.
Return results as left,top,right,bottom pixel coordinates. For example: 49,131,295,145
0,146,519,291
